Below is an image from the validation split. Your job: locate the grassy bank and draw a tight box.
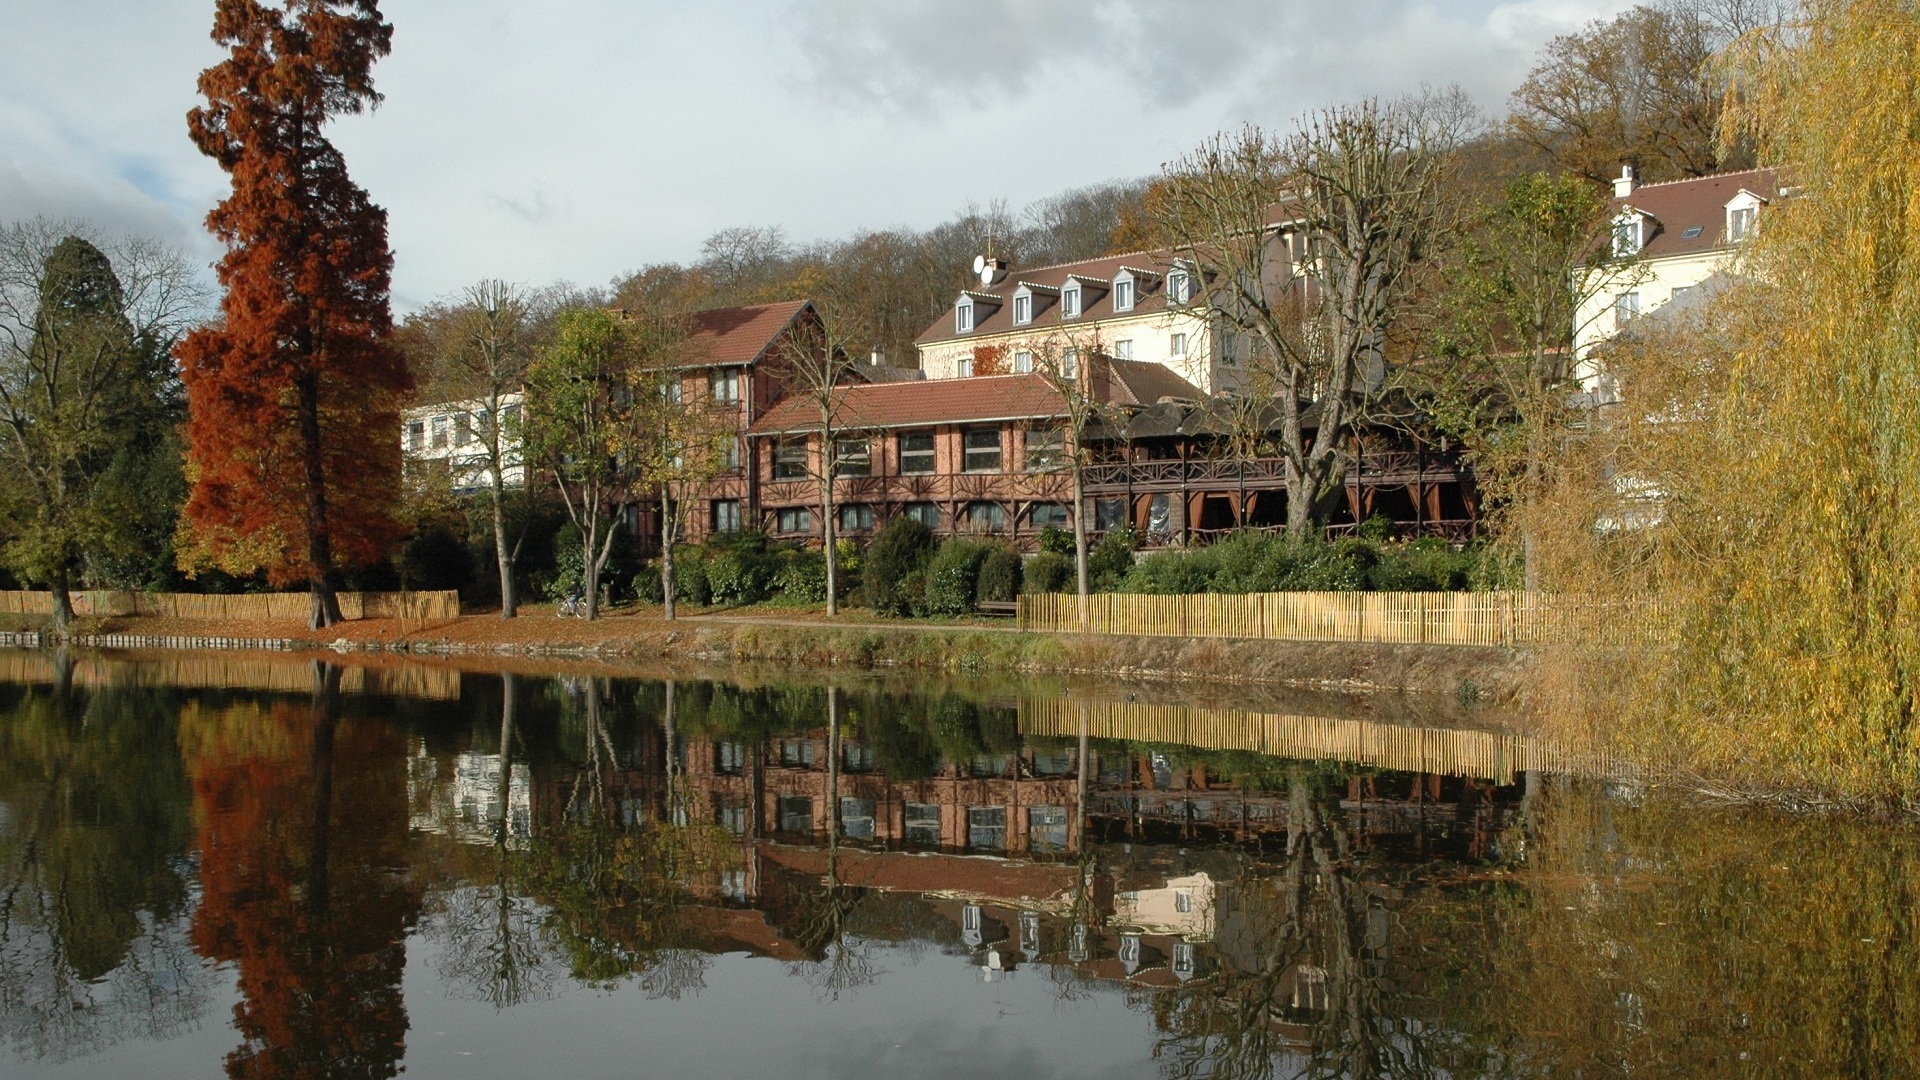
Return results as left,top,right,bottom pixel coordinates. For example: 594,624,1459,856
0,606,1529,700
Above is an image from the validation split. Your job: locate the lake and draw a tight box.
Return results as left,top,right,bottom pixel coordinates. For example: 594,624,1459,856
1,650,1914,1079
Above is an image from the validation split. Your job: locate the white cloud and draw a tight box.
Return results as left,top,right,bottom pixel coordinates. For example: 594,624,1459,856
1,0,1632,313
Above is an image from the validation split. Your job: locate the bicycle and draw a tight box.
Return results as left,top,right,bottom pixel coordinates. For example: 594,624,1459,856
557,593,586,618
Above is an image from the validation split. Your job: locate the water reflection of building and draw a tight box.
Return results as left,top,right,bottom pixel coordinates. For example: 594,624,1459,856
408,742,531,844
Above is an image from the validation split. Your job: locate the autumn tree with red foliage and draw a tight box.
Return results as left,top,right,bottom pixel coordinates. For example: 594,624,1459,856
176,0,410,628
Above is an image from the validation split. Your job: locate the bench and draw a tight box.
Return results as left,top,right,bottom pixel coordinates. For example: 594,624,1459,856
976,600,1018,618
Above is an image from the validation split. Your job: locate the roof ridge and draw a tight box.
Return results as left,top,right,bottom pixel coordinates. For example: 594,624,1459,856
1633,167,1776,191
1002,247,1169,276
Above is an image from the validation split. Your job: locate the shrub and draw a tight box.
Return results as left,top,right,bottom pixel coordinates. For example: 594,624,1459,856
1022,551,1073,594
770,546,829,603
976,543,1022,602
545,523,585,601
1088,527,1137,591
705,532,779,605
925,538,990,615
1037,525,1075,555
863,515,935,616
400,522,473,592
899,569,929,616
1120,549,1214,594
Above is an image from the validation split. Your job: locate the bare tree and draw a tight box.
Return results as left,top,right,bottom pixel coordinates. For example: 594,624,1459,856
1026,331,1115,599
622,327,736,620
1159,101,1448,536
0,219,204,629
408,280,538,617
765,300,869,616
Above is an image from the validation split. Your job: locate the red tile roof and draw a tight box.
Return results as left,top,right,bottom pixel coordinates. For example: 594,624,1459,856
686,300,812,365
1603,168,1783,262
749,372,1069,434
747,359,1201,435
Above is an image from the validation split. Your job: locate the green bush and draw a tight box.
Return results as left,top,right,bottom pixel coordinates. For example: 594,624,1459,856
545,523,586,602
705,532,778,605
771,546,829,603
1113,529,1504,595
976,543,1023,602
1037,526,1075,555
1023,551,1073,594
899,569,929,616
400,522,473,592
925,538,990,615
1088,527,1137,591
863,515,935,616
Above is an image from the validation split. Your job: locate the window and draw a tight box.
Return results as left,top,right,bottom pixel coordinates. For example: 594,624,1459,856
1032,752,1073,776
1119,934,1143,970
899,431,936,474
717,801,748,836
716,741,746,775
430,415,450,449
963,428,1002,472
1013,291,1032,325
956,298,974,333
1113,275,1135,311
957,354,974,378
1615,291,1641,325
842,741,875,772
1172,942,1197,980
773,436,808,480
712,499,741,534
1218,330,1238,367
1612,216,1641,257
1062,347,1078,379
712,368,740,403
904,803,941,846
720,437,741,471
1174,889,1194,913
776,507,813,533
453,413,472,447
777,795,814,834
1095,497,1127,531
962,502,1007,531
840,797,875,840
1029,805,1068,854
1013,350,1032,373
1167,268,1191,304
661,379,682,404
1025,427,1065,472
1670,285,1696,304
1061,282,1082,318
833,436,870,477
967,805,1007,851
1170,332,1187,358
1068,923,1090,963
1729,205,1756,242
1028,502,1070,528
838,504,874,532
779,739,816,767
407,420,426,451
1113,339,1133,360
902,503,939,529
1682,225,1704,239
970,754,1012,778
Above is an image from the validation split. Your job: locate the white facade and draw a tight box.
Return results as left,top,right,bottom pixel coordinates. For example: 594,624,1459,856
918,306,1220,390
402,392,528,491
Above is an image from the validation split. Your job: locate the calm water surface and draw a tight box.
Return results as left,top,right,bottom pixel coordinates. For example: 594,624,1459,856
1,652,1915,1079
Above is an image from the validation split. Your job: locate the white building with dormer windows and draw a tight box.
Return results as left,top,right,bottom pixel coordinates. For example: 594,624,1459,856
1573,166,1784,391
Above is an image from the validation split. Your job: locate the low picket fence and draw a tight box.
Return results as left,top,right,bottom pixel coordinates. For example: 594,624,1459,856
0,589,461,622
1018,590,1559,647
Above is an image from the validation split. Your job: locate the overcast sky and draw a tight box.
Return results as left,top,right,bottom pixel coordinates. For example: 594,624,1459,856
3,0,1631,311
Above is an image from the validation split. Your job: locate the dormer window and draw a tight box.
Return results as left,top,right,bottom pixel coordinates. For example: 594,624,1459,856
956,297,974,333
1729,205,1756,242
1112,272,1135,312
1611,214,1643,257
1012,289,1032,325
1061,281,1082,319
1166,267,1191,304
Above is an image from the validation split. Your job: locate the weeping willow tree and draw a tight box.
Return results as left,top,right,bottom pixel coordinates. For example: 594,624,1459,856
1530,0,1920,797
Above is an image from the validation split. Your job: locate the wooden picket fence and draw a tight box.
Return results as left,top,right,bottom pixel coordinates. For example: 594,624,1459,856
0,589,460,622
0,651,462,700
1018,590,1565,646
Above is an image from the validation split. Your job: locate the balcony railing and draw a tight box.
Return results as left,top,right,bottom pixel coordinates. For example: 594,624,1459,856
1082,452,1468,490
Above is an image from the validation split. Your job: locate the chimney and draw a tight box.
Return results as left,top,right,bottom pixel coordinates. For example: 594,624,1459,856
1613,165,1636,199
869,347,885,367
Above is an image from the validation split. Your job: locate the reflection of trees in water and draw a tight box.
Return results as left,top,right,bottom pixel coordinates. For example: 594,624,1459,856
0,682,207,1064
180,665,421,1080
1148,772,1447,1080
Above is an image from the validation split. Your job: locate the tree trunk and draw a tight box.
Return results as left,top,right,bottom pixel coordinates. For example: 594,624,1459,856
297,370,343,629
1071,464,1091,599
662,530,678,621
307,661,341,920
493,484,517,619
1285,459,1316,538
48,568,73,635
820,429,839,617
661,485,678,621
